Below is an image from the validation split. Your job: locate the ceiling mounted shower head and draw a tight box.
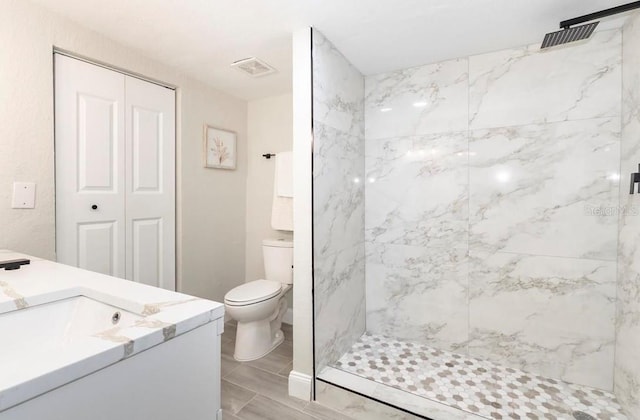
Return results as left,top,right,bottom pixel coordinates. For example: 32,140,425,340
541,22,599,49
541,1,640,50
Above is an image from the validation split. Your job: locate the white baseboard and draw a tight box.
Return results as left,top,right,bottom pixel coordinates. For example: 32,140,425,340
288,370,313,401
283,308,293,325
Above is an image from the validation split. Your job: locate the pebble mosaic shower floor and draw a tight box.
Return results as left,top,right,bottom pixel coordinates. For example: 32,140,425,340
333,333,628,420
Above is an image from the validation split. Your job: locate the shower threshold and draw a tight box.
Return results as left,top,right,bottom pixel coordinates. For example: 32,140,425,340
319,333,627,420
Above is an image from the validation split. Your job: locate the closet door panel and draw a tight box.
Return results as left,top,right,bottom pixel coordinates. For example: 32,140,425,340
131,217,162,287
125,76,176,290
55,54,126,278
77,94,118,191
77,221,118,275
132,107,162,192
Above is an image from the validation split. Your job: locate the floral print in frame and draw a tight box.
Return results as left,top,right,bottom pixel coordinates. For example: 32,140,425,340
204,125,236,169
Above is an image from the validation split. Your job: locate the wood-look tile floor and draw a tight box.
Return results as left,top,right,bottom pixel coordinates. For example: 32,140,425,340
221,322,353,420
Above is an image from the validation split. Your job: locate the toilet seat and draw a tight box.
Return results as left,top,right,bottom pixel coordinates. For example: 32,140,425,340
224,279,282,306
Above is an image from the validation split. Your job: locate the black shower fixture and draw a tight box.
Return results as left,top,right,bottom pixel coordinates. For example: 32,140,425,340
541,22,599,49
541,1,640,49
630,164,640,194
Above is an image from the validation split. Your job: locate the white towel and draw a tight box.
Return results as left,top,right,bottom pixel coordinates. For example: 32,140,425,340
271,151,293,231
276,151,293,197
271,181,293,231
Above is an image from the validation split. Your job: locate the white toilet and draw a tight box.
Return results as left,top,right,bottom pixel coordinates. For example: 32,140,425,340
224,239,293,361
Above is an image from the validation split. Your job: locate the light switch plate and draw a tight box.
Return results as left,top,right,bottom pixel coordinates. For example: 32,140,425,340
11,182,36,209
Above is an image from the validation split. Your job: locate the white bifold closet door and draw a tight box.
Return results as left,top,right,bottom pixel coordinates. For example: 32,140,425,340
55,54,175,290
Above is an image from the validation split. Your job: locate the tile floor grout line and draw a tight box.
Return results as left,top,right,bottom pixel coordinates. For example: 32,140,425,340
222,362,243,379
235,392,321,420
222,369,308,412
234,358,294,378
223,323,333,419
231,392,260,417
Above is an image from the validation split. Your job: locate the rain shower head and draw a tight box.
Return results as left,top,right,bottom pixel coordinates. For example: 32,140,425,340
541,1,640,50
541,22,599,49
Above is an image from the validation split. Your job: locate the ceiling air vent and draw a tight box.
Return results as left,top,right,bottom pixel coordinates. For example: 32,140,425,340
231,57,276,77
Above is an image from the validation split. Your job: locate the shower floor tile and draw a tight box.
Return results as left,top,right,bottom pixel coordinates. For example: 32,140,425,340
332,333,628,420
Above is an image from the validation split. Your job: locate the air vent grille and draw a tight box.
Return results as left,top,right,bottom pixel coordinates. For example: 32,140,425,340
231,57,276,77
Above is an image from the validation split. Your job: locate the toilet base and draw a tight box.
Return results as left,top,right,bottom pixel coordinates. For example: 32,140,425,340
234,328,284,362
233,298,287,362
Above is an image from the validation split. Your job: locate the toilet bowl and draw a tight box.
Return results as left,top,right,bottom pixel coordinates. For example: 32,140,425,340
224,239,293,361
224,280,289,361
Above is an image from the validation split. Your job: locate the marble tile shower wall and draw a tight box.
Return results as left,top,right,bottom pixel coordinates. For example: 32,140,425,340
615,11,640,419
312,30,367,370
364,29,623,391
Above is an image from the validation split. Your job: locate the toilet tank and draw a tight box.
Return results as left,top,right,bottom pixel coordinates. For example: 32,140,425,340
262,239,293,285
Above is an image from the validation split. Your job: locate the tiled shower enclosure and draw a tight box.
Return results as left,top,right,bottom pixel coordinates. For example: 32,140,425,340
312,11,640,420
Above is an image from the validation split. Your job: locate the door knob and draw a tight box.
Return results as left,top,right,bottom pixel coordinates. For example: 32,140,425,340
91,204,98,210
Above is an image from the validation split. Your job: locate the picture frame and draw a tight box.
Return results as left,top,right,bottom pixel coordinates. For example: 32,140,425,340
204,125,237,169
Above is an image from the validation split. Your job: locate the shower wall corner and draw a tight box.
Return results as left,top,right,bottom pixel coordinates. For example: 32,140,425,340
614,10,640,420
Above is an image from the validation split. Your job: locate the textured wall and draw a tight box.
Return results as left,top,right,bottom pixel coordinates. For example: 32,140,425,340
364,29,622,391
0,0,248,302
312,29,366,370
246,93,294,309
615,11,640,418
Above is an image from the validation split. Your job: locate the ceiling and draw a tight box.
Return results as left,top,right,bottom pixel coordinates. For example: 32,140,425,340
30,0,632,100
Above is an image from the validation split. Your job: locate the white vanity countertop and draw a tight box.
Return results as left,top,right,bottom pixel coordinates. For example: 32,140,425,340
0,250,224,412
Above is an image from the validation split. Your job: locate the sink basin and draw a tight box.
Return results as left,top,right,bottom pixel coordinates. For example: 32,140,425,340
0,296,143,364
0,253,225,418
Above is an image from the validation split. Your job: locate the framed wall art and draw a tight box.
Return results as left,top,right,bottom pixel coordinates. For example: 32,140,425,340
204,125,237,169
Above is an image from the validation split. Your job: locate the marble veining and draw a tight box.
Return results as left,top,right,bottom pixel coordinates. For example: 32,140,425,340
359,26,625,398
315,278,366,373
314,121,365,258
365,131,468,248
469,30,622,130
314,244,365,316
366,242,468,353
163,324,177,341
312,29,366,370
94,317,177,355
614,11,640,419
93,327,136,357
312,30,364,137
315,380,426,420
469,117,620,260
468,251,616,391
0,280,28,309
365,58,468,139
141,297,201,316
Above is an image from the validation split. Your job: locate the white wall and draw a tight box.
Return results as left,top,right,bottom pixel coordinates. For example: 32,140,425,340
180,86,247,302
245,93,294,290
0,0,247,302
290,27,314,401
